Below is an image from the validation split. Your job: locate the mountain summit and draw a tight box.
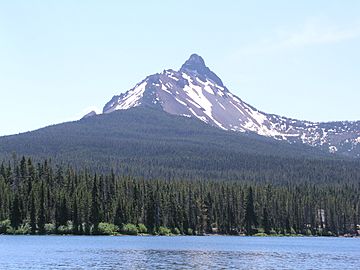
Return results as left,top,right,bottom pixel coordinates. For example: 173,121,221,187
181,54,206,71
180,54,224,87
97,54,359,157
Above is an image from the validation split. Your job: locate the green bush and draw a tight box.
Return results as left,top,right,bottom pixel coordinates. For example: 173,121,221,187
270,229,277,235
98,222,119,235
14,223,31,235
254,232,268,237
172,227,181,235
45,223,56,234
186,228,194,235
122,223,138,235
6,226,16,234
57,221,73,235
4,222,31,235
57,225,71,234
137,223,148,234
0,219,11,234
158,226,171,236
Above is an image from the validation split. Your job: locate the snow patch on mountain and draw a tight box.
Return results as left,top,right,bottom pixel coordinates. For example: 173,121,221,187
98,54,360,157
115,81,147,110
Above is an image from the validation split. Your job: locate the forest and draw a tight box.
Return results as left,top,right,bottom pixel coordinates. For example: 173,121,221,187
0,107,343,178
0,157,359,236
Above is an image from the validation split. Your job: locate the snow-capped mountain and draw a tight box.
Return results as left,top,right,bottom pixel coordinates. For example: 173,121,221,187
94,54,360,157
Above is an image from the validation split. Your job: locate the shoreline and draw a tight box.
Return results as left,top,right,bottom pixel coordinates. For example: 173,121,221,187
1,233,358,238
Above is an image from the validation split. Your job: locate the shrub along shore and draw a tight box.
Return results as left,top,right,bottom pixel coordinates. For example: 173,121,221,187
1,220,353,237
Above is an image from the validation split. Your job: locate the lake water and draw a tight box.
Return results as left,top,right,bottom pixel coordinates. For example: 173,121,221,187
0,236,359,269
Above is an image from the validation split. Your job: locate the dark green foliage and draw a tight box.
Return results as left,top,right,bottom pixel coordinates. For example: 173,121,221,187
10,194,21,229
57,196,68,226
72,198,79,235
30,192,36,234
37,182,46,234
122,223,138,235
114,200,124,227
262,208,271,235
2,107,358,185
90,175,100,234
0,157,359,236
244,187,257,235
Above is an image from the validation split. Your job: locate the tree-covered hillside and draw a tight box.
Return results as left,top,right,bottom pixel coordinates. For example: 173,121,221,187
0,107,358,183
0,109,359,235
0,158,358,236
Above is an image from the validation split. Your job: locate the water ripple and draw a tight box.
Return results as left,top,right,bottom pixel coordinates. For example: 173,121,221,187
0,236,359,269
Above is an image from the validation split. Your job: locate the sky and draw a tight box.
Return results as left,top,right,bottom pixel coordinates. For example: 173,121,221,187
0,0,359,136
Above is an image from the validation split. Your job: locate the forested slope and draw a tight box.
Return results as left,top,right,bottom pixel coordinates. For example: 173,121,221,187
1,107,358,183
0,158,358,236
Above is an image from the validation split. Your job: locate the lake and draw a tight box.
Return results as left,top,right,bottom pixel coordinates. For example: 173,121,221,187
0,236,359,269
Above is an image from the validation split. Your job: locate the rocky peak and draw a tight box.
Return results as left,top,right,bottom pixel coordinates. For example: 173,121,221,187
180,54,206,70
180,54,224,87
93,54,360,158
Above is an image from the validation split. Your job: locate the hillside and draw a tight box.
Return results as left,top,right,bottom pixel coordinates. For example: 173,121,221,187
0,107,359,184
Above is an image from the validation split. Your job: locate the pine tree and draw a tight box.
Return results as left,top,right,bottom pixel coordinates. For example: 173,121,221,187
285,216,291,234
58,196,68,226
38,182,46,234
262,207,271,235
244,187,257,235
10,193,22,229
90,175,100,234
114,200,124,227
30,191,36,234
146,186,156,233
72,198,79,235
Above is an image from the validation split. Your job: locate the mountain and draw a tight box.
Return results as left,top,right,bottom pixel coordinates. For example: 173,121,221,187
97,54,360,158
1,53,359,182
2,106,359,184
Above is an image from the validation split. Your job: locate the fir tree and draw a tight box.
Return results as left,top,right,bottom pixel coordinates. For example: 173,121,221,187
38,182,46,234
244,187,257,235
10,193,22,229
90,175,100,234
72,198,79,235
30,191,36,234
114,200,124,227
58,196,68,226
262,207,271,235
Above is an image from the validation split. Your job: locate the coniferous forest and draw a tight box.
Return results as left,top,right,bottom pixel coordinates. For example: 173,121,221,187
0,157,359,236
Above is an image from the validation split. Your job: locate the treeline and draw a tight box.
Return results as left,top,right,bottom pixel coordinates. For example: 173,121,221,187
0,157,359,236
3,107,360,184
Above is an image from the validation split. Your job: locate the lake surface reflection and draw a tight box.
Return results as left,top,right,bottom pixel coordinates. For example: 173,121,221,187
0,236,359,269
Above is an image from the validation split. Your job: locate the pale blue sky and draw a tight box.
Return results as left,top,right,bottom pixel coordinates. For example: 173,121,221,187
1,1,359,136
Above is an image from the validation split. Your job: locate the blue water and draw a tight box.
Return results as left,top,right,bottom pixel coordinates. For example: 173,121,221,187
0,236,359,269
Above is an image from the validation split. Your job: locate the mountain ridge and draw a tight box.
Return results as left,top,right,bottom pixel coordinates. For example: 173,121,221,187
93,54,360,158
3,106,358,183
